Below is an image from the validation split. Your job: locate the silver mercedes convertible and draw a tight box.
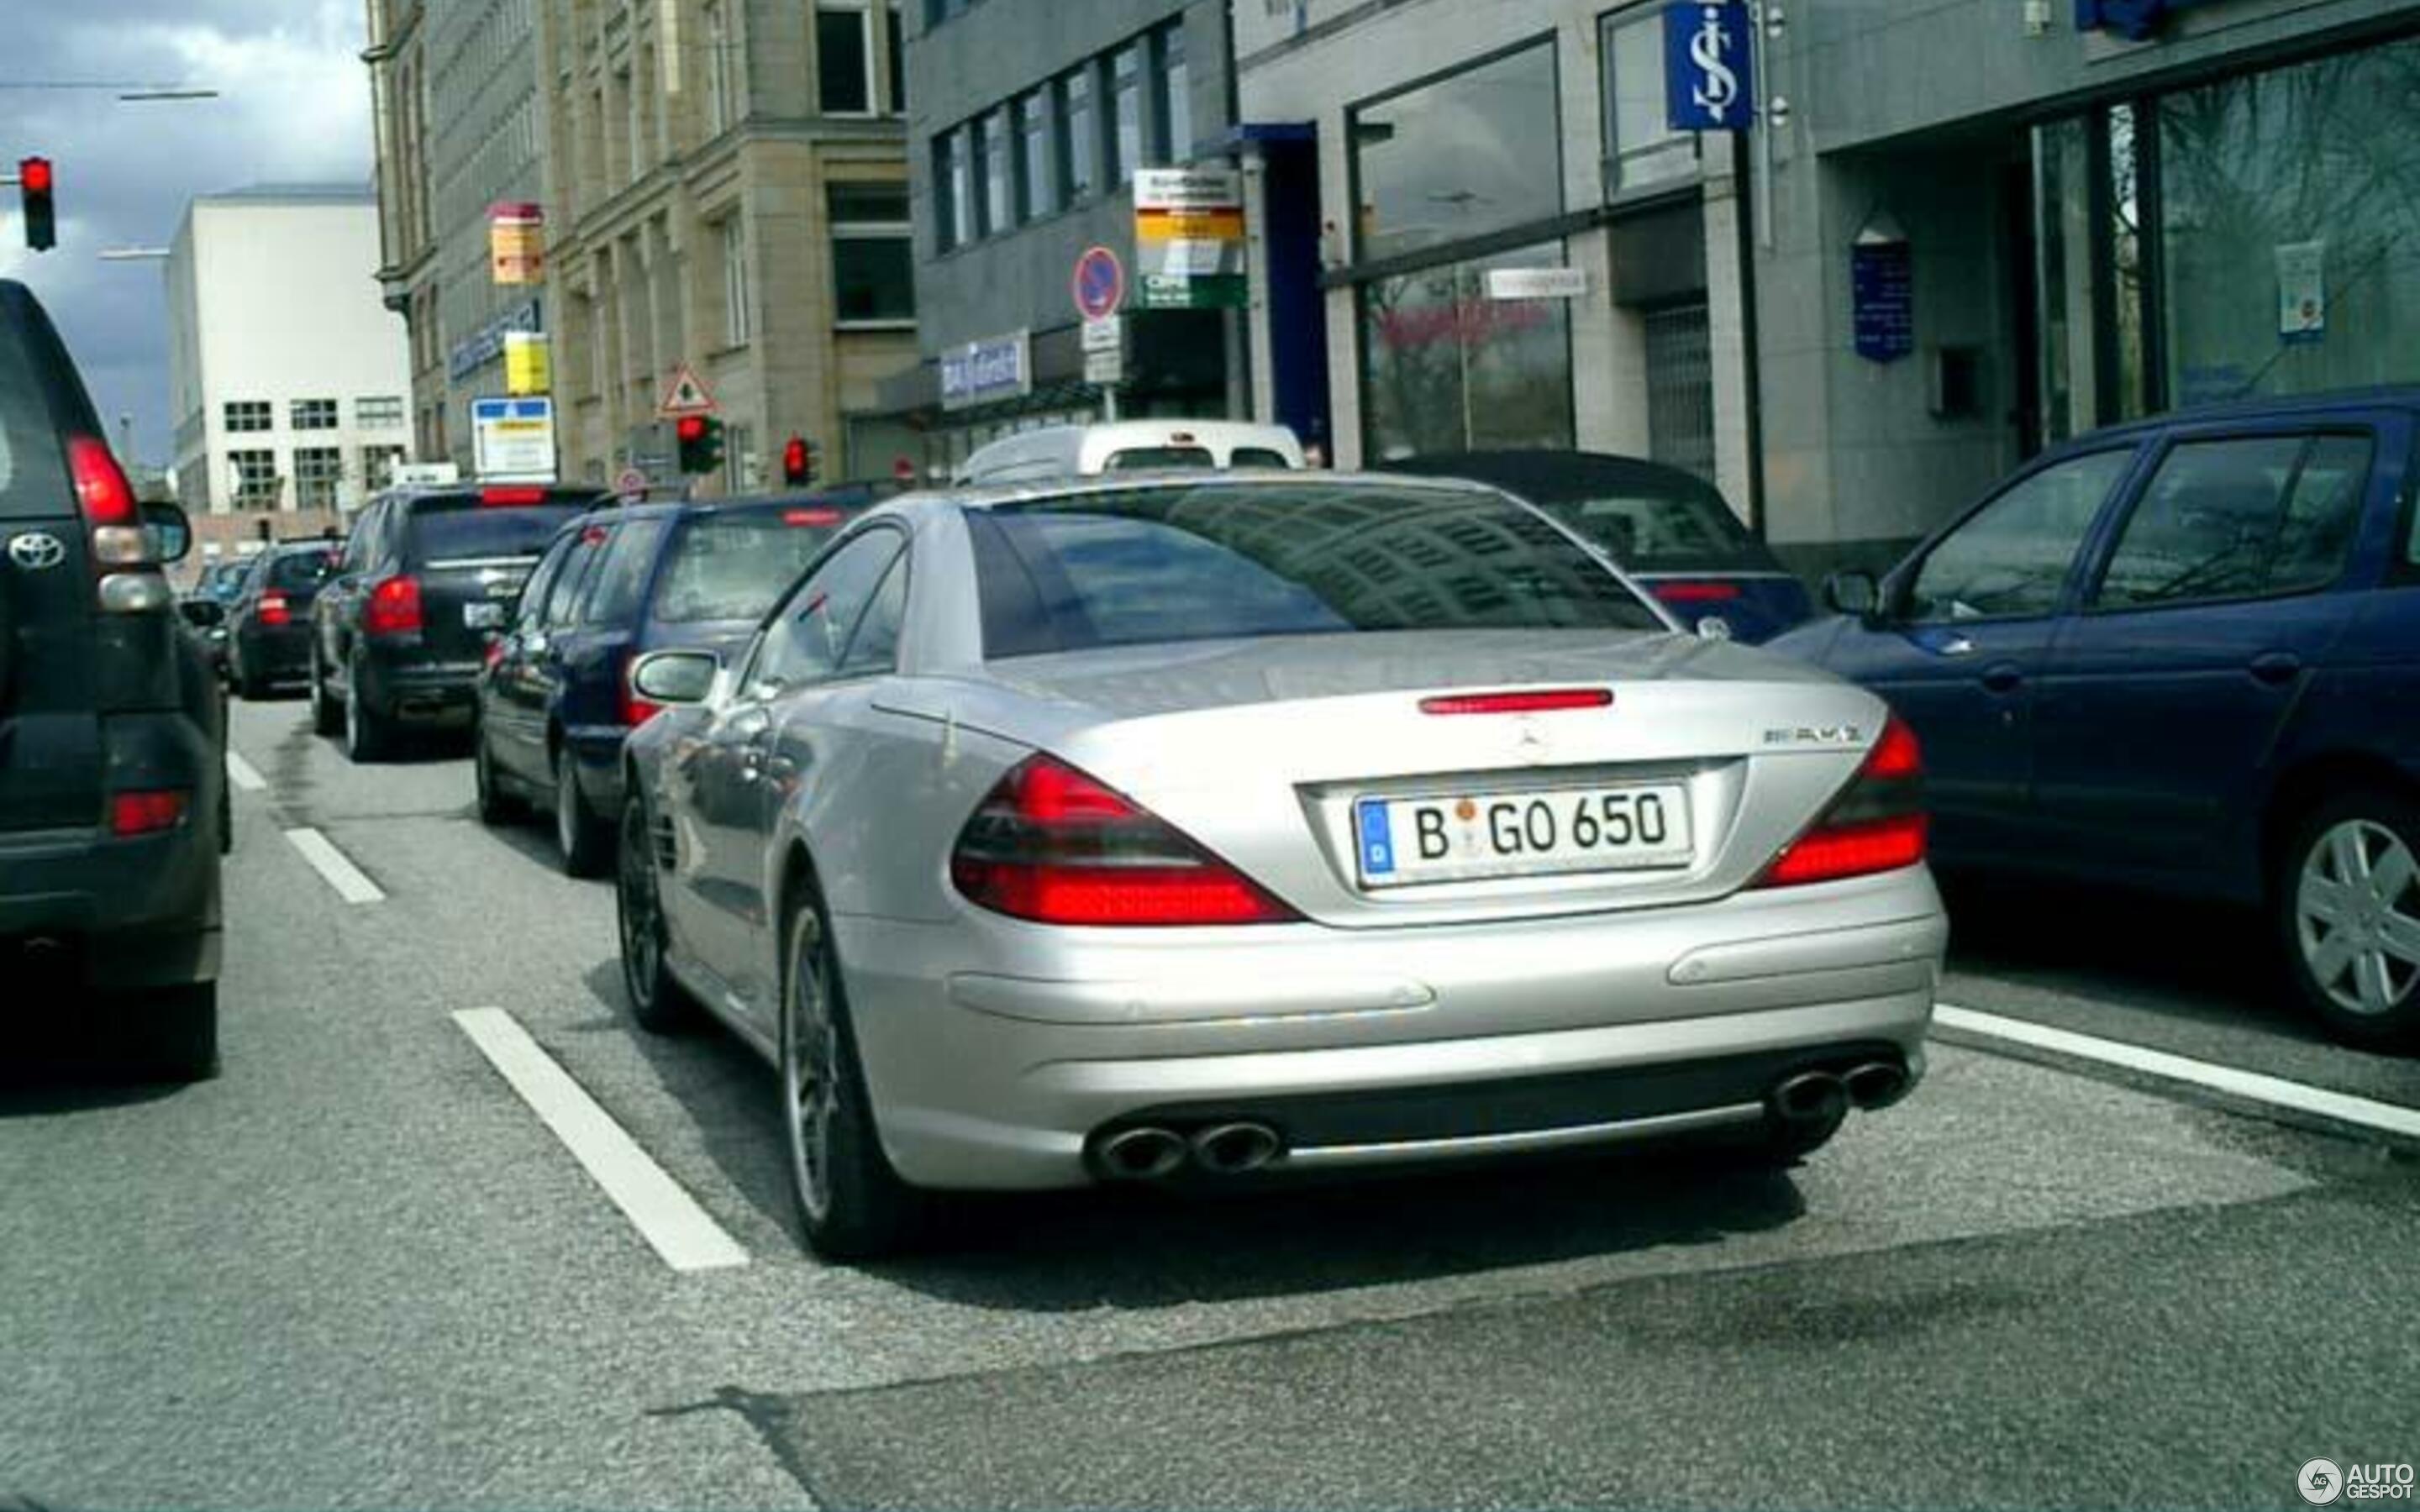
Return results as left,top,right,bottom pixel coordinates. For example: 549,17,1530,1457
613,473,1945,1257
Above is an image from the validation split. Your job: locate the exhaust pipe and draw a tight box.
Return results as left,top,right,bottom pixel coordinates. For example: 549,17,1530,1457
1768,1070,1849,1129
1189,1121,1283,1176
1094,1126,1187,1183
1843,1059,1910,1110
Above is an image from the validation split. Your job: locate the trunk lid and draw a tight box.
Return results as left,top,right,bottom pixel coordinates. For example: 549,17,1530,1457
893,631,1892,927
402,501,584,663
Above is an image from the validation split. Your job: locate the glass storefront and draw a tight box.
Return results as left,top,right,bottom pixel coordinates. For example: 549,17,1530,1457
1359,244,1577,461
1349,42,1562,263
2035,33,2420,442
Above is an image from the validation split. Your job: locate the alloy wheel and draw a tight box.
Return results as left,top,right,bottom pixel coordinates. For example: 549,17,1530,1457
2296,818,2420,1017
782,909,840,1224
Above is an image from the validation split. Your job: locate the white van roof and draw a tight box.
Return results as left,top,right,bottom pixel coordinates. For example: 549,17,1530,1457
959,420,1304,485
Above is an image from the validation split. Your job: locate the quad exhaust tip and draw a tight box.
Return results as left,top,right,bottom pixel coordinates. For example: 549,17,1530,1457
1843,1059,1911,1110
1096,1126,1188,1182
1768,1070,1849,1128
1190,1121,1283,1176
1092,1121,1287,1182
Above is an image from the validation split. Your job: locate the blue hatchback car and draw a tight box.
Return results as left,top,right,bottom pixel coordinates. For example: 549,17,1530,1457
473,486,887,875
1770,389,2420,1047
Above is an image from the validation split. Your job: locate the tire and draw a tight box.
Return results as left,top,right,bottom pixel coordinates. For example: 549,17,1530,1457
553,749,612,878
617,796,696,1034
2276,788,2420,1050
781,895,923,1259
343,661,391,763
233,645,267,701
473,725,524,825
119,981,219,1083
309,652,343,738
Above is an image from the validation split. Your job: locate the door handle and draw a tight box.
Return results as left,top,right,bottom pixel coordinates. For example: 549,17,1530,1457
2249,652,2304,687
1981,664,2024,695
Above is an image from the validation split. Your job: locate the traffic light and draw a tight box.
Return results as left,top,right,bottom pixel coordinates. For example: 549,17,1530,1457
781,435,818,487
676,414,724,475
19,157,55,252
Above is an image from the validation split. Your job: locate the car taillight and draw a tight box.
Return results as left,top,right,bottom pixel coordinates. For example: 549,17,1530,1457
1652,581,1742,603
481,486,549,506
364,575,424,636
110,790,189,837
1757,717,1928,889
68,435,137,527
258,591,291,627
1420,688,1612,717
619,652,663,728
950,754,1300,927
69,434,163,613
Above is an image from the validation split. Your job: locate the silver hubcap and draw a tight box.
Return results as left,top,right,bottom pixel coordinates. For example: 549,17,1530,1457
2297,819,2420,1017
784,912,838,1221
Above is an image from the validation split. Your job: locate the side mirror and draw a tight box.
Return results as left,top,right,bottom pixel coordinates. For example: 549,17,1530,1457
630,648,721,707
1823,570,1881,618
145,501,193,564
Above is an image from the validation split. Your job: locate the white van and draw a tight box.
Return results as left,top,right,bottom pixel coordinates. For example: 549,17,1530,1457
959,421,1305,485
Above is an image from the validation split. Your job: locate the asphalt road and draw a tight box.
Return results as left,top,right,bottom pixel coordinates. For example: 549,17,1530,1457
2,696,2414,1510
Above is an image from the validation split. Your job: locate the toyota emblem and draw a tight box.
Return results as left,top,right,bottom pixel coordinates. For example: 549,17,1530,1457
7,532,66,571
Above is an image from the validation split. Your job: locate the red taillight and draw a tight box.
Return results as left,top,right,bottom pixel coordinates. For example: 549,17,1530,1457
619,652,664,728
1758,717,1928,889
1419,688,1612,717
68,435,137,526
1652,580,1742,603
111,790,189,837
950,754,1299,927
782,507,842,528
481,486,550,506
257,591,291,627
364,575,423,635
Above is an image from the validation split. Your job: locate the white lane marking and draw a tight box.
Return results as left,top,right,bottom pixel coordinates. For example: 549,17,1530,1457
225,752,268,793
1936,1002,2420,1142
281,827,387,905
451,1008,750,1273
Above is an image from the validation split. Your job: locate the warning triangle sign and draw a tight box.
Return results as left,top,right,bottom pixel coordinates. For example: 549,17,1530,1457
657,362,717,417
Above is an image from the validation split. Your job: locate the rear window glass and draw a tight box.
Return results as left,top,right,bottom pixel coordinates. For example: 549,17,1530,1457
1103,447,1215,471
584,518,671,627
1230,447,1296,469
266,549,340,591
1526,484,1760,572
970,483,1667,660
0,304,75,521
654,511,852,623
407,502,584,562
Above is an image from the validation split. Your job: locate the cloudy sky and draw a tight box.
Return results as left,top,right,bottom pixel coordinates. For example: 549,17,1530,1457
1,1,375,467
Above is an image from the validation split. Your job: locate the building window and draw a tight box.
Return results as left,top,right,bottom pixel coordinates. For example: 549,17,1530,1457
355,395,405,428
228,449,279,509
224,401,271,433
292,398,339,431
830,184,914,326
936,127,971,250
1602,7,1699,195
1352,42,1562,262
720,216,753,347
1018,89,1055,221
817,2,873,115
294,446,345,508
361,444,406,491
1155,23,1190,165
981,106,1012,236
1060,66,1097,202
703,1,734,134
1111,43,1144,183
1359,244,1577,460
885,0,907,113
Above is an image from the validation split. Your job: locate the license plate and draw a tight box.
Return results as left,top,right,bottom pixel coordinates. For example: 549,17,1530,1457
464,601,507,630
1354,782,1692,888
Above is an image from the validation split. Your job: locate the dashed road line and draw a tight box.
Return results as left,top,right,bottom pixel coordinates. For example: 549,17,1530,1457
1935,1002,2420,1144
451,1007,750,1274
225,751,269,793
282,826,387,905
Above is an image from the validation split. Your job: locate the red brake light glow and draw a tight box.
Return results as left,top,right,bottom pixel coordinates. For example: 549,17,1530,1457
1419,689,1613,717
1652,581,1743,603
67,435,137,526
110,790,189,837
480,486,550,507
1863,718,1923,781
618,651,664,728
364,575,424,636
1757,717,1928,889
782,508,843,528
257,591,291,627
951,755,1298,927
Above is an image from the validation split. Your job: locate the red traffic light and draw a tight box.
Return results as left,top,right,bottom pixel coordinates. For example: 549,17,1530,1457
676,414,707,442
20,157,52,194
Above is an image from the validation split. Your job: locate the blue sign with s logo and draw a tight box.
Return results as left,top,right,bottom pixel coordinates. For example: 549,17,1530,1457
1665,1,1755,134
2075,0,2212,40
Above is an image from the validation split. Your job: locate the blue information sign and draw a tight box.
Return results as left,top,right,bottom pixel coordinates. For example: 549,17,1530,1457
1851,240,1915,364
1664,1,1754,134
2075,0,2212,41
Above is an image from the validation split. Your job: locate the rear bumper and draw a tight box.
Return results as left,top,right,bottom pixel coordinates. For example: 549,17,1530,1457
837,867,1946,1190
0,820,222,990
359,653,481,726
234,624,313,682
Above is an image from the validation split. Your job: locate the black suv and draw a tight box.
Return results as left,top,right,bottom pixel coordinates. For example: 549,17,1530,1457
310,484,607,760
0,279,220,1079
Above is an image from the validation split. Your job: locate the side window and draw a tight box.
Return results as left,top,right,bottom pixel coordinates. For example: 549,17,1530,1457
342,505,381,574
517,536,572,632
2094,435,2369,612
1907,449,2135,623
585,517,671,627
543,527,608,628
749,531,905,693
837,554,910,676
